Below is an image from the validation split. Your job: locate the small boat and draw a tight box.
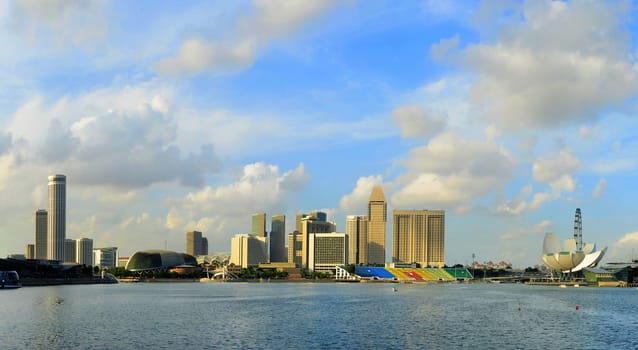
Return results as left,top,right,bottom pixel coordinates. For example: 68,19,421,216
0,271,21,289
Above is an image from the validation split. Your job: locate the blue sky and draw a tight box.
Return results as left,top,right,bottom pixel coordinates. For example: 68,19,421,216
1,0,638,267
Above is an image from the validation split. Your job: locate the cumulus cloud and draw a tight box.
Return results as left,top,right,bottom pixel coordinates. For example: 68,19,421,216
532,148,580,192
0,131,11,155
339,175,384,214
10,0,108,47
6,83,222,189
392,131,515,208
496,185,552,216
392,105,446,139
441,0,638,129
166,162,310,249
615,232,638,246
591,178,607,198
153,0,337,76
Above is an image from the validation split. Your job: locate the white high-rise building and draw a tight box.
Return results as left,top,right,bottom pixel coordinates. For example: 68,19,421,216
230,234,267,268
47,174,66,261
93,247,118,269
308,232,348,272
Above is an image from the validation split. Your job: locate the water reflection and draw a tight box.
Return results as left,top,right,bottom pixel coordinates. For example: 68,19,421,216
1,283,637,349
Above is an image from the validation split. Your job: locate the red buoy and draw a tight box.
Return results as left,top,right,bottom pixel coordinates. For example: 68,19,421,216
575,305,579,310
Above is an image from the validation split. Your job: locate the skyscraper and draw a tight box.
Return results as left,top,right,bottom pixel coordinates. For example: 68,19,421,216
290,212,336,269
367,186,387,265
76,238,93,266
230,234,267,268
186,230,203,256
308,232,348,272
252,213,267,237
65,239,76,263
35,209,47,260
201,237,208,256
392,210,445,267
47,174,66,261
270,214,286,262
346,215,368,265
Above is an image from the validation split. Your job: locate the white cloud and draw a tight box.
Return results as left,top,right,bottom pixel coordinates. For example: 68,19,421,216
616,232,638,246
497,185,552,216
592,178,607,198
153,0,337,76
10,0,108,47
532,148,580,192
430,35,459,61
392,131,515,208
166,162,310,249
391,105,446,139
5,83,222,189
447,0,638,129
339,175,383,214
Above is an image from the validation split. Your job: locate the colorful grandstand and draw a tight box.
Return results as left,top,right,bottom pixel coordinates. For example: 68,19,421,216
353,266,472,282
444,268,473,280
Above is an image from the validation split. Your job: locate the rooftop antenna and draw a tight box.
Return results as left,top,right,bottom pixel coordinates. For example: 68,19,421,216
574,208,583,251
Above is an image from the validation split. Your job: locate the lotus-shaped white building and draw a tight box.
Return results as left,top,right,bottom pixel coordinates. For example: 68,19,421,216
541,233,606,273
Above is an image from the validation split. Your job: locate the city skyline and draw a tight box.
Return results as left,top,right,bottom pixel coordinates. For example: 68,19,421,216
1,1,638,267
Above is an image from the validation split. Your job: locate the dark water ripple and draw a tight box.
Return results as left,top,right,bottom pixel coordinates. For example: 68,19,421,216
1,283,637,349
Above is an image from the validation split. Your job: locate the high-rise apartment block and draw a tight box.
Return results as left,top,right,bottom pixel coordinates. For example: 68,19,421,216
346,215,368,265
270,214,286,262
64,239,76,263
186,230,208,256
76,238,93,266
367,186,387,264
47,174,66,261
230,234,267,268
392,210,445,267
35,209,47,260
308,232,348,272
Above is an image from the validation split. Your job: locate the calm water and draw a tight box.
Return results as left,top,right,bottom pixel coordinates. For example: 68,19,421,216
1,282,637,349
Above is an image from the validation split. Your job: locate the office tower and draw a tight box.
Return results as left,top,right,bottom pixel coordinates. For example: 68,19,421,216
270,214,286,262
26,244,35,259
252,213,267,237
291,213,336,269
346,215,368,265
201,237,208,256
295,214,305,232
367,186,387,265
65,239,76,263
392,210,445,267
186,230,203,256
47,174,66,261
308,232,348,272
93,247,118,269
35,209,47,260
230,234,267,268
76,238,93,266
185,231,207,256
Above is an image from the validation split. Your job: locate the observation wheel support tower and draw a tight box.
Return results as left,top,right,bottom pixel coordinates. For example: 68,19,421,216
574,208,583,251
